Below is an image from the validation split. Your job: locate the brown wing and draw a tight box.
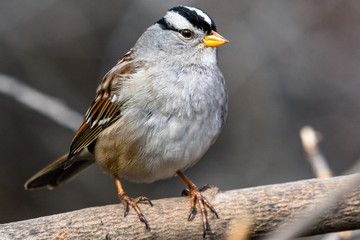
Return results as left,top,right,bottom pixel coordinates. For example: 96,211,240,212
68,97,121,158
67,50,135,163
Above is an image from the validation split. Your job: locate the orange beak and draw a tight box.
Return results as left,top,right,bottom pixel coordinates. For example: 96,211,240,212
203,30,229,47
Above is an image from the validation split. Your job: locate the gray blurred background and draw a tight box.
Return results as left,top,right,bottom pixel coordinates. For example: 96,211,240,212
1,0,360,238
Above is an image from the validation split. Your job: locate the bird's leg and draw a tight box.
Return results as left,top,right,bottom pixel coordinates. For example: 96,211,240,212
114,176,153,230
177,170,219,237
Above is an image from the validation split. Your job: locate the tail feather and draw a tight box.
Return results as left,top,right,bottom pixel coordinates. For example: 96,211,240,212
25,153,94,190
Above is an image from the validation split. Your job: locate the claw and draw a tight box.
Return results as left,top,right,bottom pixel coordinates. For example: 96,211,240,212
202,197,219,219
182,188,190,196
139,214,150,230
203,220,211,238
176,171,219,238
188,206,196,221
114,176,153,231
118,193,153,231
123,202,129,217
134,196,153,207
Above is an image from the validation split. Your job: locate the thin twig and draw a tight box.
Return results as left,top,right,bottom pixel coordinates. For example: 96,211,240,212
0,73,83,131
300,126,358,240
300,126,333,178
264,127,360,240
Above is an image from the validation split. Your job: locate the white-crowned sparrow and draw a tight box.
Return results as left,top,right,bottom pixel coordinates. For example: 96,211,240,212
25,6,228,236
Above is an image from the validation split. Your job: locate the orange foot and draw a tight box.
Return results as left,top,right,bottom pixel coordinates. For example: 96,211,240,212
115,176,153,230
177,171,219,237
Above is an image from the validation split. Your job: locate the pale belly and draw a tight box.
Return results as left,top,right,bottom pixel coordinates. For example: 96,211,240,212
94,111,222,183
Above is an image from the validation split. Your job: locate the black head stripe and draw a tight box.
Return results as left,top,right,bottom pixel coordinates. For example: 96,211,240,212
168,6,216,34
157,18,177,31
170,6,216,34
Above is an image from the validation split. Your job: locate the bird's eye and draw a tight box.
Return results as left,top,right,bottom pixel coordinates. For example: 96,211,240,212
180,29,194,39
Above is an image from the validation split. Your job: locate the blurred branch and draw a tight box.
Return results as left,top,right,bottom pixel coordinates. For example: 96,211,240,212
300,126,356,240
337,231,355,240
300,126,333,178
226,218,251,240
265,132,360,240
265,126,360,240
322,230,360,240
1,175,360,239
0,73,82,131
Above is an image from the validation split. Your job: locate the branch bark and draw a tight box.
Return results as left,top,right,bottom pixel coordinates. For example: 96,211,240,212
2,174,360,240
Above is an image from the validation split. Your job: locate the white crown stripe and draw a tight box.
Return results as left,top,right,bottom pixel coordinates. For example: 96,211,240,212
164,11,192,31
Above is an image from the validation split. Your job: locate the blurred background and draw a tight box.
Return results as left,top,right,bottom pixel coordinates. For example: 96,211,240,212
1,0,360,238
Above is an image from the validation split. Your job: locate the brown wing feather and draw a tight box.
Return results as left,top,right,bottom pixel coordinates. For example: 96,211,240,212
69,98,120,157
67,50,135,161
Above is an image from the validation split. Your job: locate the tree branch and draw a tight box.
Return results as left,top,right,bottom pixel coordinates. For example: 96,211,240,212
1,174,360,240
0,73,82,132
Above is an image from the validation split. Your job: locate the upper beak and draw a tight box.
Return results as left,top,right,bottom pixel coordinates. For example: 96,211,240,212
203,30,229,47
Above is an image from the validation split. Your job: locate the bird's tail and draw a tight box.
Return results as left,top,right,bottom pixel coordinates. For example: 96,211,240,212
24,152,94,190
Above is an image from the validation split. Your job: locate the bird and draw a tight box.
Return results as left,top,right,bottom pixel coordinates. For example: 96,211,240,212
25,5,228,237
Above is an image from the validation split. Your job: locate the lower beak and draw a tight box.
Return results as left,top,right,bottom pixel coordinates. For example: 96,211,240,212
203,30,229,47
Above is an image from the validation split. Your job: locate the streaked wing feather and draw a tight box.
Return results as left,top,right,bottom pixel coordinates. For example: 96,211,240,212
69,98,121,158
67,50,135,160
